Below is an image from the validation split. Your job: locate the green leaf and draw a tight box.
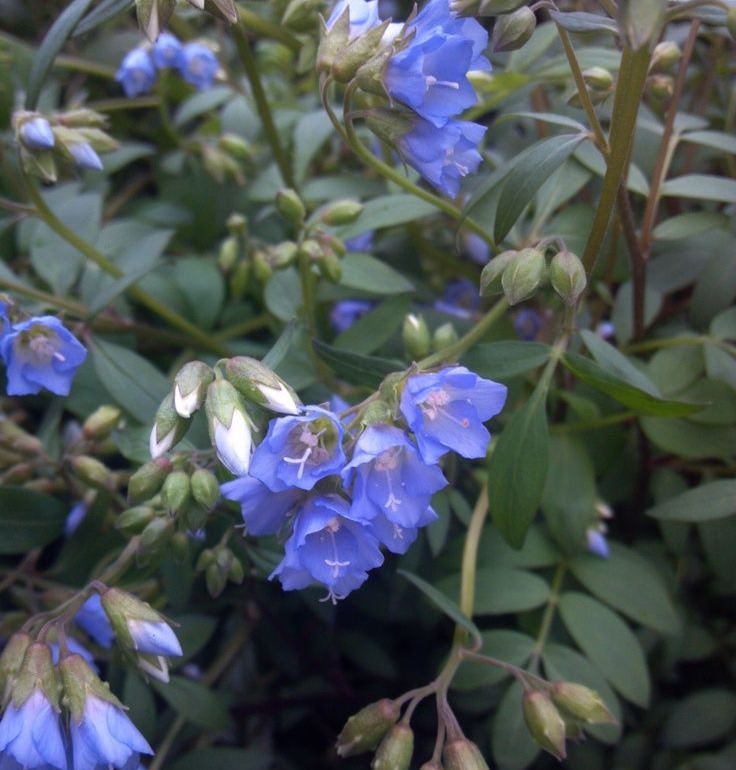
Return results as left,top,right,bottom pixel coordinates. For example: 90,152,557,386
679,130,736,156
488,390,549,548
26,0,94,109
494,133,587,242
397,569,482,648
452,631,535,691
0,487,67,554
662,689,736,748
437,567,549,615
174,86,232,127
491,681,541,770
653,211,730,241
562,352,703,417
660,175,736,203
170,614,218,664
339,253,414,295
173,257,225,329
641,417,736,460
293,110,335,184
90,338,170,423
263,320,301,370
335,295,411,354
648,345,704,397
550,10,620,34
646,479,736,522
336,195,437,240
569,542,681,634
574,141,650,196
462,341,551,381
559,592,650,706
75,0,134,35
168,749,269,770
151,676,231,731
312,340,401,389
500,111,588,132
610,282,663,344
580,330,659,394
264,269,302,322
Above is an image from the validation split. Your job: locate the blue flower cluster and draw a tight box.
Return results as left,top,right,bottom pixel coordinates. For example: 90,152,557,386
116,32,219,97
223,366,506,602
0,306,87,397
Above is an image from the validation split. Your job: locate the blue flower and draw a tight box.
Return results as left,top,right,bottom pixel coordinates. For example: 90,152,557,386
434,278,479,320
125,619,181,658
0,690,67,770
344,231,374,252
19,117,56,151
115,48,156,98
326,0,381,40
399,365,507,463
1,316,87,397
178,43,219,90
75,595,114,649
513,308,543,341
271,494,383,601
69,144,103,171
385,0,490,128
221,475,304,535
342,424,446,531
249,406,347,492
586,528,610,558
152,32,184,69
397,117,486,198
49,638,99,673
64,501,88,537
330,299,374,333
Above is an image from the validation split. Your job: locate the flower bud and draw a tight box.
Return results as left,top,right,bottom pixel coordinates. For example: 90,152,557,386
71,455,115,491
522,690,567,760
442,738,491,770
269,241,299,269
549,682,617,725
171,531,190,562
56,108,108,128
173,361,214,419
18,116,56,151
320,199,364,226
161,470,191,515
582,67,613,91
205,379,254,476
82,405,122,439
196,548,216,571
11,641,62,711
432,322,459,352
218,235,240,271
317,249,343,283
205,563,227,597
223,356,302,415
0,632,32,702
116,505,156,535
479,249,516,296
69,143,104,171
219,133,252,160
317,9,351,73
140,515,173,551
650,41,681,74
491,8,536,53
336,698,401,757
275,188,306,224
190,468,221,510
372,723,414,770
501,247,545,305
227,212,248,236
403,314,431,360
231,259,252,298
150,393,190,458
649,74,674,101
332,20,392,83
550,250,586,306
0,420,43,455
127,457,171,504
58,653,121,720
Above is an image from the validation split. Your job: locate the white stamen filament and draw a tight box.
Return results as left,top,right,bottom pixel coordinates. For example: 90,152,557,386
421,388,470,428
425,75,460,90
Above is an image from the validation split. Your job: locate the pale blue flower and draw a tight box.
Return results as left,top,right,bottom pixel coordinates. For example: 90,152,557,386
115,48,156,98
586,528,610,558
326,0,381,39
513,308,543,341
75,595,114,649
152,32,184,69
126,619,182,658
221,475,304,535
0,690,67,770
19,118,55,151
330,299,374,333
434,278,479,320
69,144,103,171
178,43,218,90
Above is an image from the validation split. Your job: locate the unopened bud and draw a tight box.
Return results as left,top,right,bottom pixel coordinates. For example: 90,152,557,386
480,250,516,296
205,380,254,476
116,505,156,535
403,314,431,360
332,20,392,83
649,74,674,101
190,468,220,510
432,322,459,352
128,457,171,504
282,0,324,30
196,548,216,571
550,250,586,305
502,247,545,305
317,10,350,73
269,241,299,269
582,67,613,91
161,470,191,515
0,632,32,702
231,259,252,297
442,739,491,770
275,188,306,224
491,8,536,53
522,690,567,760
218,236,240,271
56,108,108,128
650,41,681,74
82,405,122,439
372,723,413,770
219,133,251,160
140,515,173,551
205,562,227,597
174,361,214,419
150,393,190,458
336,698,401,757
321,199,363,226
171,531,190,562
71,455,114,490
549,682,617,725
317,249,343,283
223,356,302,414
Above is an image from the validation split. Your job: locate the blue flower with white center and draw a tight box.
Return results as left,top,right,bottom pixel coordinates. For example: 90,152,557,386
271,494,383,602
0,689,67,770
326,0,381,40
221,475,304,535
75,595,114,649
115,48,156,98
249,406,347,492
367,508,436,554
385,0,490,128
69,143,103,171
397,117,486,198
152,32,184,69
1,316,87,397
343,424,447,530
19,117,56,151
178,43,219,90
399,365,507,463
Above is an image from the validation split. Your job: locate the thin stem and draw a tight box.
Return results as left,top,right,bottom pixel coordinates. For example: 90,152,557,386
0,276,87,315
238,7,301,51
529,563,567,672
581,45,652,273
232,24,295,190
616,185,647,340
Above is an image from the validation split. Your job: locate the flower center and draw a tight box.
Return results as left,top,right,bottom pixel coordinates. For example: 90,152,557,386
283,426,329,479
420,388,470,428
374,447,403,512
425,75,460,90
321,517,351,578
21,330,64,364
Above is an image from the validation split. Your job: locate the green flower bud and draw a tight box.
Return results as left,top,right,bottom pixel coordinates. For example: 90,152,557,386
219,133,252,160
317,249,343,283
372,723,414,770
501,247,545,305
205,562,227,598
282,0,324,31
171,531,190,563
227,555,245,584
136,0,178,41
150,393,190,459
522,690,567,760
218,236,240,271
549,682,617,725
174,361,215,419
432,322,459,352
442,739,491,770
223,356,302,415
649,74,674,101
403,314,431,360
316,9,350,73
354,46,394,96
0,419,41,454
550,250,586,306
82,405,122,440
0,632,32,703
205,380,254,477
320,199,364,226
650,41,681,74
269,241,299,269
11,642,62,711
231,259,252,298
56,108,108,128
491,8,536,53
190,468,221,510
71,455,115,491
332,20,392,83
336,698,401,757
275,188,306,224
127,457,171,504
116,505,156,535
161,470,191,515
140,515,173,551
479,250,516,296
582,67,613,91
196,548,216,571
226,213,247,236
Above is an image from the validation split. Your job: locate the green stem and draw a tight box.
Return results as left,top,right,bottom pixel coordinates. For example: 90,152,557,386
238,7,301,51
213,313,271,340
581,44,652,273
24,179,234,357
55,54,116,79
232,24,295,190
418,297,508,369
0,276,87,315
529,563,567,671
